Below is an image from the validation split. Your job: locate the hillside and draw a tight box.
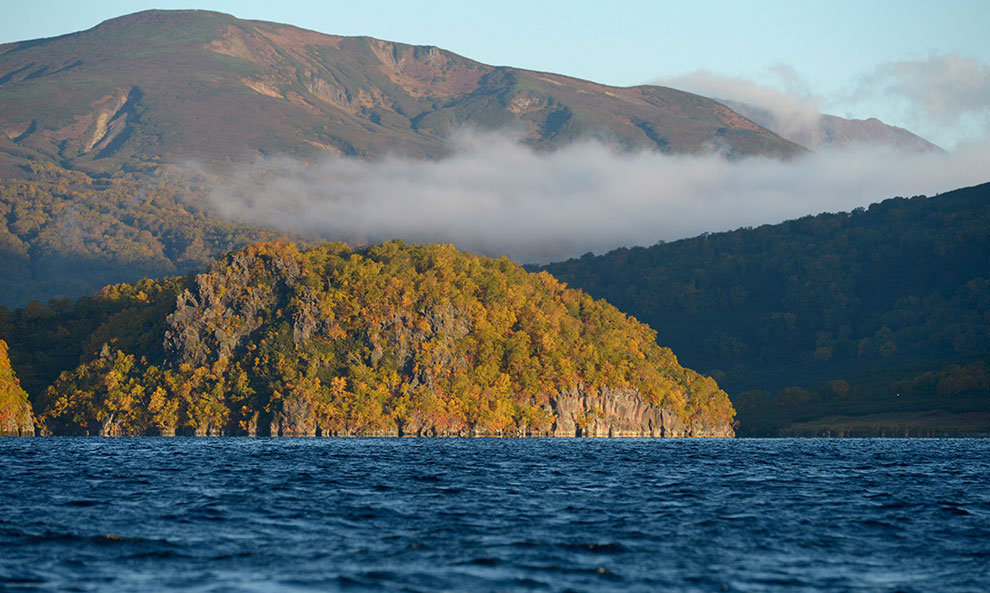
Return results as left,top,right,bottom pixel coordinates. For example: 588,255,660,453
2,241,735,437
0,9,805,308
719,99,940,152
0,163,294,307
540,183,990,435
0,10,801,177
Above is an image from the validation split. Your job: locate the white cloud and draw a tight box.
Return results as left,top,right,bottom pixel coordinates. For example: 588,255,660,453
655,68,823,139
851,54,990,146
200,129,990,263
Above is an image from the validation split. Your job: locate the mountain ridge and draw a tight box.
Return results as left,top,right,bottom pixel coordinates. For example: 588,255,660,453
0,9,803,176
716,98,940,152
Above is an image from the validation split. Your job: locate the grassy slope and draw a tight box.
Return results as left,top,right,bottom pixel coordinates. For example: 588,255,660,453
0,9,802,175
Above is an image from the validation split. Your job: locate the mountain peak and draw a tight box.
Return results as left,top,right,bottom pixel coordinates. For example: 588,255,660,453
0,9,802,175
94,9,240,28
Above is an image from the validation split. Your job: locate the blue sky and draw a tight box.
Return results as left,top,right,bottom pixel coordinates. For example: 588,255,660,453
2,1,989,147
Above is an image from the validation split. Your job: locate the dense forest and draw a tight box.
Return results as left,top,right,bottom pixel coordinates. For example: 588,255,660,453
732,358,990,436
541,183,990,435
0,162,293,308
0,241,735,437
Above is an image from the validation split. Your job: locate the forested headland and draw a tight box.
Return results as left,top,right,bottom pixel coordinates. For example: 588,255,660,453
0,241,735,437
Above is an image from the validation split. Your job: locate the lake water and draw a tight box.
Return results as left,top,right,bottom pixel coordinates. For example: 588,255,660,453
1,438,988,592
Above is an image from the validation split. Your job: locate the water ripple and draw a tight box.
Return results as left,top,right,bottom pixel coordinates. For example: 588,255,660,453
1,438,988,592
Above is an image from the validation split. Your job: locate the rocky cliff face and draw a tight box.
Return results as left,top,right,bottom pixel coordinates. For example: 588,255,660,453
252,384,735,438
163,243,304,366
0,399,34,436
0,340,34,436
549,385,733,438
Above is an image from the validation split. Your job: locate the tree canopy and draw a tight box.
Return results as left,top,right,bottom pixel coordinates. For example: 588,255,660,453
3,241,734,437
541,183,990,435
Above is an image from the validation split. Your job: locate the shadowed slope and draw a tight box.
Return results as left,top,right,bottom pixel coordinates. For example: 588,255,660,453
540,183,990,435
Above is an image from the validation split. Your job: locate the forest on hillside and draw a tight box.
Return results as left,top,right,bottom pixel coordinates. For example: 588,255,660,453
0,163,292,307
1,241,734,437
541,183,990,435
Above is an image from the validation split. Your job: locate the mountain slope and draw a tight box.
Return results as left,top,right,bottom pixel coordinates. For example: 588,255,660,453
3,241,735,437
0,163,295,307
719,99,940,152
0,10,802,175
540,183,990,435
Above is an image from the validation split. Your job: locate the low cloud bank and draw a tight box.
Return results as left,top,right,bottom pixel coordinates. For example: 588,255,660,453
657,67,824,142
202,130,990,263
852,54,990,147
660,55,990,149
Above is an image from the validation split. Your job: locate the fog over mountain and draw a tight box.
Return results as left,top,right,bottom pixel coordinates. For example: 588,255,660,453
201,129,990,263
716,100,940,153
658,55,990,151
655,69,938,152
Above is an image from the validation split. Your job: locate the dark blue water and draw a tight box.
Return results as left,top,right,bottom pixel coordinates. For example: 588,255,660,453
1,439,988,592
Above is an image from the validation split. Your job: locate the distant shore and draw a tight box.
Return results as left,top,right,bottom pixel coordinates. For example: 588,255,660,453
769,410,990,438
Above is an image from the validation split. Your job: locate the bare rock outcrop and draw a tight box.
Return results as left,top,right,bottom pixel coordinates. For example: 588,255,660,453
549,384,734,438
163,243,304,366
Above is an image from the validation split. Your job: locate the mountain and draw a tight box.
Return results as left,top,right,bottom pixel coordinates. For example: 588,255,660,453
539,183,990,436
0,10,802,177
0,10,807,308
3,241,734,437
718,99,940,152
